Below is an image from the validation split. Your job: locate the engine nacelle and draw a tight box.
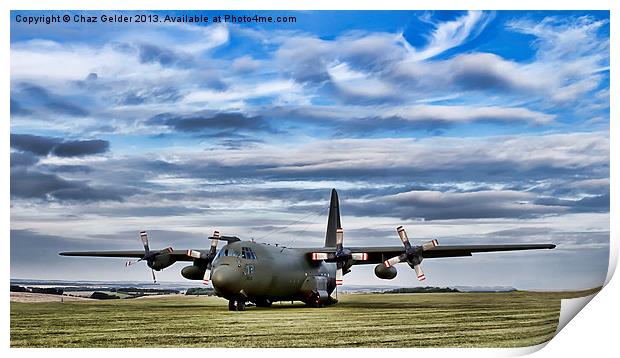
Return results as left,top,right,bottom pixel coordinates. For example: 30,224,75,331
181,265,206,280
148,254,175,271
374,264,397,280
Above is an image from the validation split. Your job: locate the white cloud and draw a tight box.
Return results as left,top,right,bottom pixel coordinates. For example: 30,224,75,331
507,16,608,62
173,131,608,174
231,55,262,73
506,16,609,103
386,104,555,124
409,11,493,61
11,40,192,86
267,102,555,126
114,22,230,54
327,62,396,100
182,79,304,108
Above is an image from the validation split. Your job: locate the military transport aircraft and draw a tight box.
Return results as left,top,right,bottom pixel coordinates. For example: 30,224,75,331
60,189,555,311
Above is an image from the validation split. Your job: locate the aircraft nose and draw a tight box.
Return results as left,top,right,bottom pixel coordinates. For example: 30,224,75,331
211,265,243,295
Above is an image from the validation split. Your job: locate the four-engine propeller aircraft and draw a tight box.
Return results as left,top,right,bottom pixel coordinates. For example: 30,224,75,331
60,189,556,311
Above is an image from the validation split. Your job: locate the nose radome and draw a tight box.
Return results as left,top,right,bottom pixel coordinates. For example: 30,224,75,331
211,265,243,293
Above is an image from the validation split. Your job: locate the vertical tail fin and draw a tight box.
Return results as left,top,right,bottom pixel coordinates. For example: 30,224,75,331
325,189,341,247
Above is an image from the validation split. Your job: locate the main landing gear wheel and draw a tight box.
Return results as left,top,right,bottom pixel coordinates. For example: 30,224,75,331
228,300,236,311
236,300,246,311
306,292,323,308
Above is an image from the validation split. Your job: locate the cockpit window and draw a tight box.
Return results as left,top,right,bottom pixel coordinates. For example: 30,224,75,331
241,247,257,260
215,248,244,258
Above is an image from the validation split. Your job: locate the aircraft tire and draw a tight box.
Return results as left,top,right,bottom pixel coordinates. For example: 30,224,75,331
237,300,246,311
228,300,236,311
305,292,322,308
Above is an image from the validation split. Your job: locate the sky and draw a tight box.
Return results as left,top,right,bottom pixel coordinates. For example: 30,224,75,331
10,10,610,290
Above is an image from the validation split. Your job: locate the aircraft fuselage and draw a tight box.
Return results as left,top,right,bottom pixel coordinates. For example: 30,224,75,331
209,241,337,306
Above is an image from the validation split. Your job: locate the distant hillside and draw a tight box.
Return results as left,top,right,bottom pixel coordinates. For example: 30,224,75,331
186,287,215,296
10,283,180,300
111,287,180,295
90,292,120,300
381,286,519,293
11,279,519,295
11,285,63,295
383,287,460,294
452,286,517,292
10,278,199,291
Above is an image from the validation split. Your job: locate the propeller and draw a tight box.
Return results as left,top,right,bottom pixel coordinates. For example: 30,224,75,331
383,226,438,281
125,231,173,284
310,227,368,286
186,230,220,285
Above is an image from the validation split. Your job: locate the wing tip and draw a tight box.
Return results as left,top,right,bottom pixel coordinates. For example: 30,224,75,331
59,252,83,256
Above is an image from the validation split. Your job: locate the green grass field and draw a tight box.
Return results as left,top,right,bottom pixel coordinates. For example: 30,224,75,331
10,288,599,348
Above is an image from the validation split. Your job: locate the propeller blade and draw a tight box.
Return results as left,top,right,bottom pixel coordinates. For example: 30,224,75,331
421,239,439,251
396,226,412,250
335,268,343,286
139,231,150,253
160,246,173,254
311,252,329,260
336,228,344,250
151,268,157,284
351,252,368,261
384,254,405,268
202,268,211,286
413,264,426,281
125,259,140,267
187,249,203,259
209,230,220,255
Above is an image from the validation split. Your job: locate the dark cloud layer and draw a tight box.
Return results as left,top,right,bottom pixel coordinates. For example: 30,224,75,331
11,151,40,168
148,112,272,136
11,229,93,263
53,139,109,157
10,169,136,202
11,133,110,158
117,86,180,105
138,43,189,67
10,99,33,116
534,193,610,213
11,133,60,156
13,83,89,117
44,164,94,174
339,190,608,221
10,133,118,202
11,169,75,199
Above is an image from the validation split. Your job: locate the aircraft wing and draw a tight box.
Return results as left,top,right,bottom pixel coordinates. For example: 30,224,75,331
59,249,195,261
302,243,556,265
351,244,556,264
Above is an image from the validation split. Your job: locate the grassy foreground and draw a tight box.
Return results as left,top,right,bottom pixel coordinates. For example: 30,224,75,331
10,288,599,348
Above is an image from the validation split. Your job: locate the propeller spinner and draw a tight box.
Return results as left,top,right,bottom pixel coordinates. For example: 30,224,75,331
125,231,173,284
310,227,368,285
383,226,438,281
186,230,220,285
